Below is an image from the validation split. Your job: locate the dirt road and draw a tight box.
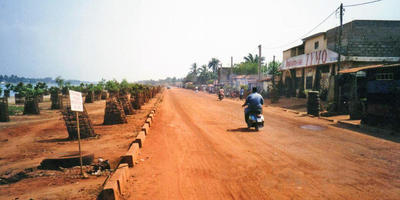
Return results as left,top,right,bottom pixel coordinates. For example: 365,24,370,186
127,88,400,200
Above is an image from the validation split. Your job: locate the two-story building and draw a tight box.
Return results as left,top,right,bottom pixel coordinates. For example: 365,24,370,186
280,20,400,102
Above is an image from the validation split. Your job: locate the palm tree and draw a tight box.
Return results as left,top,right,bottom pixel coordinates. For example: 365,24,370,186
198,65,211,84
55,76,64,88
208,58,220,73
267,60,282,87
4,83,13,98
190,63,198,75
200,65,208,74
244,53,256,63
244,53,265,64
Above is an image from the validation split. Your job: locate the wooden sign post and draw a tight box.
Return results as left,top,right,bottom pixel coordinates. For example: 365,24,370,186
69,90,84,176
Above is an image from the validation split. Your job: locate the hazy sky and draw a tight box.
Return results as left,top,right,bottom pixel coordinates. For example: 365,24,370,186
0,0,399,82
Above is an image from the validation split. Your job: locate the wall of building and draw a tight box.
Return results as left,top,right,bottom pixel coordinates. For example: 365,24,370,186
283,50,291,60
304,34,327,54
218,67,232,84
327,20,400,57
283,45,305,60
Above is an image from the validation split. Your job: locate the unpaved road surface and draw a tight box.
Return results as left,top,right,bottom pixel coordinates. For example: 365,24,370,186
128,88,400,200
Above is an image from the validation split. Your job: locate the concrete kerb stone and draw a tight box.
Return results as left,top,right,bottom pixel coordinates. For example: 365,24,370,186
319,117,337,123
146,118,152,127
142,123,150,135
99,92,164,200
99,163,130,200
120,143,140,167
337,120,360,129
109,163,130,195
281,107,342,123
133,131,146,148
100,180,119,200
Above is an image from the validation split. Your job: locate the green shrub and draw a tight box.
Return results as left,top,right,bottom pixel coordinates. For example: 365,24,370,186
8,105,24,115
270,86,280,103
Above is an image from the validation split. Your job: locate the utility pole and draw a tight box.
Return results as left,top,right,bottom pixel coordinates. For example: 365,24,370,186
335,3,344,111
230,56,233,86
337,3,343,72
272,55,276,87
258,45,262,81
273,55,275,66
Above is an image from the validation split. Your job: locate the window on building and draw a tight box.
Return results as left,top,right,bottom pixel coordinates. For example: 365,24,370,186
291,49,296,57
314,41,319,49
376,73,394,80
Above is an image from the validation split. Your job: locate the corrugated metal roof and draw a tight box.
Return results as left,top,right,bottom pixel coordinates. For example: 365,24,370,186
232,75,258,79
338,64,400,74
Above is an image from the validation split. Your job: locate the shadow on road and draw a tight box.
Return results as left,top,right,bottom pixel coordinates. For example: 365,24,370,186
332,123,400,143
37,137,70,143
227,127,256,132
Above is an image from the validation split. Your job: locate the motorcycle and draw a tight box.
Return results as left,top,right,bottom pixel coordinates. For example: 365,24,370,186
218,93,224,100
246,110,264,131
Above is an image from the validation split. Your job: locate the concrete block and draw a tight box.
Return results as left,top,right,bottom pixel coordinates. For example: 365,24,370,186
109,163,129,195
134,131,146,148
120,143,139,167
99,181,119,200
141,123,150,135
146,118,152,127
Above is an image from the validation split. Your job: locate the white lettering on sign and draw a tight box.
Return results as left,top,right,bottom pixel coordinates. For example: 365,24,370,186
281,49,338,70
69,90,83,112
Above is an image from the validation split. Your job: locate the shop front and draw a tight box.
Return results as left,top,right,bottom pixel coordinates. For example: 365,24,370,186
280,49,339,98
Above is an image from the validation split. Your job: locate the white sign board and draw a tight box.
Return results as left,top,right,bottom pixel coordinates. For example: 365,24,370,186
280,49,339,70
69,90,83,112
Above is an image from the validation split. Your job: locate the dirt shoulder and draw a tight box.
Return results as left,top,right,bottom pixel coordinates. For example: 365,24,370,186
0,94,161,200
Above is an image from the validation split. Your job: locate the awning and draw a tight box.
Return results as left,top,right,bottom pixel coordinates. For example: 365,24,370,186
257,77,272,82
338,63,400,74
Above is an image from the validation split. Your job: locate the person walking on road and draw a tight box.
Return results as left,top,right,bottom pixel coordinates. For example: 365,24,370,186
242,87,264,124
239,88,244,100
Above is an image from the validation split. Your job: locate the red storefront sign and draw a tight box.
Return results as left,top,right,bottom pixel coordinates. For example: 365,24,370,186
281,49,338,70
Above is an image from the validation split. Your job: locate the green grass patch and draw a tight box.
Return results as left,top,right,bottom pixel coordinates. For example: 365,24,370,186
8,105,24,115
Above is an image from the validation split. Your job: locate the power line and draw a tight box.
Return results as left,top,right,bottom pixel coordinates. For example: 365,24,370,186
263,7,339,50
344,0,383,7
261,0,383,51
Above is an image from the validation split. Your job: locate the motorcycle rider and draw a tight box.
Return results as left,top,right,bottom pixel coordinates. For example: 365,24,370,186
218,87,224,100
242,87,264,125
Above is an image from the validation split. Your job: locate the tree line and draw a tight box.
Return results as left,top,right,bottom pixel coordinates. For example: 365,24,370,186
0,76,152,99
0,74,86,85
183,54,282,85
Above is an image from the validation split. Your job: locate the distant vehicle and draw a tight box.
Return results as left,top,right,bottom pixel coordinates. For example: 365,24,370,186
167,86,171,89
247,111,264,131
218,88,224,100
218,93,224,100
